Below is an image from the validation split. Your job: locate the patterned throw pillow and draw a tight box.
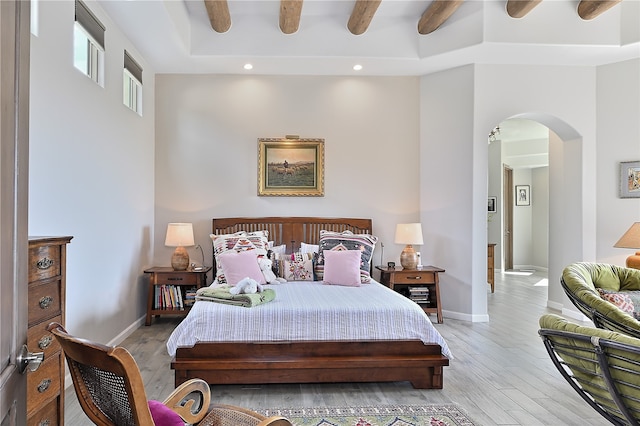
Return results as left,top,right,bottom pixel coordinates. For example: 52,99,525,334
283,258,314,281
315,230,378,283
210,231,269,284
272,252,315,280
597,288,637,318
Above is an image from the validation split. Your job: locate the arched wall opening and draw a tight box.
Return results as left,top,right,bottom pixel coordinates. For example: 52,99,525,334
487,112,590,318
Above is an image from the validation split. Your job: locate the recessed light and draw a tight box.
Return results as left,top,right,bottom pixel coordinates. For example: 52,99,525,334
244,63,253,70
353,64,363,71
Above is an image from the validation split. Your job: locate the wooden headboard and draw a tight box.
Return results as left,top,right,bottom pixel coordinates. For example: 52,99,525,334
212,216,373,252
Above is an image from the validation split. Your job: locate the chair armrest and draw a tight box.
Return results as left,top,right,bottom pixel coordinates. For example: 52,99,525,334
162,378,211,424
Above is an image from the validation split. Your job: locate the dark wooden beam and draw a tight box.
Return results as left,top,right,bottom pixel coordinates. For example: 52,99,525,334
280,0,303,34
506,0,542,18
418,0,464,35
577,0,622,20
204,0,231,33
347,0,382,35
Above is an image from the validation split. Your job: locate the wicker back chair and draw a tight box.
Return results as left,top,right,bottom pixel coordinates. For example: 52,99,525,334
47,322,292,426
561,262,640,338
539,314,640,425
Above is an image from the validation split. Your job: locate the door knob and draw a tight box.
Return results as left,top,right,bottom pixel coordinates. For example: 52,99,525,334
17,344,44,374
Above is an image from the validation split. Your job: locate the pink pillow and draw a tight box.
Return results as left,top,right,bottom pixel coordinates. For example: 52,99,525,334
322,250,361,287
218,250,266,285
148,400,184,426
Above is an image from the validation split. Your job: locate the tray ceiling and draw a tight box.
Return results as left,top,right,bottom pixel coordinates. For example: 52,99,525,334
97,0,640,75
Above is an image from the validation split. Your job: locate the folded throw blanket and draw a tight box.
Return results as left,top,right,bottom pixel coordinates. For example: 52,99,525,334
195,285,275,307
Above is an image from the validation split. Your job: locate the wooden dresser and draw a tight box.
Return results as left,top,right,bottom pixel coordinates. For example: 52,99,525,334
27,236,72,426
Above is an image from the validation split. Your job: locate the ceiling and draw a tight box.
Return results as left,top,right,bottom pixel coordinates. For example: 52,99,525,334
97,0,640,76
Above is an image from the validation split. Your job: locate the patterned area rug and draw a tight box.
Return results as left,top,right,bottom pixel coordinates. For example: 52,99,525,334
259,404,479,426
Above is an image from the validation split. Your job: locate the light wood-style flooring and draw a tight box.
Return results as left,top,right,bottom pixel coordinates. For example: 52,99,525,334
64,271,603,425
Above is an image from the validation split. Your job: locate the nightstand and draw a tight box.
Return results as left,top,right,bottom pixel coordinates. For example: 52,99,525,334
144,266,211,325
376,265,445,323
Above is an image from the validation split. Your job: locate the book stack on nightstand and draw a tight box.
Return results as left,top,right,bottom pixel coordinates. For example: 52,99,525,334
409,286,430,305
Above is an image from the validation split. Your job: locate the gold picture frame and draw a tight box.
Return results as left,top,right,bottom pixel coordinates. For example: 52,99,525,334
258,138,325,197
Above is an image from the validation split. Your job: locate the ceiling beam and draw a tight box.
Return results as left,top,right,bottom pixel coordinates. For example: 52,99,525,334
577,0,622,20
418,0,464,35
204,0,231,33
506,0,542,18
347,0,382,35
280,0,303,34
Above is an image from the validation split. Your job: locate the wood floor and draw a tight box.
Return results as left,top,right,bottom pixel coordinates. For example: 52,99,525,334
64,270,604,425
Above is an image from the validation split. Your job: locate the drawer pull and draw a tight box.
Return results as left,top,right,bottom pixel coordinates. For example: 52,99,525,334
167,277,183,281
37,378,51,393
36,257,55,270
38,335,53,350
39,296,54,309
39,420,51,426
407,276,422,280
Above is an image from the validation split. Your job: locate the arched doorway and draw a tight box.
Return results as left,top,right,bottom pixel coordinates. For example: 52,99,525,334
485,114,590,312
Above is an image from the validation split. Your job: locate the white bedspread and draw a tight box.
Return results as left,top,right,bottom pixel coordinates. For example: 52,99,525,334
166,280,452,359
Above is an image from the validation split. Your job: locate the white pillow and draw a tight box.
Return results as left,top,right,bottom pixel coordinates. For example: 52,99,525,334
300,242,319,254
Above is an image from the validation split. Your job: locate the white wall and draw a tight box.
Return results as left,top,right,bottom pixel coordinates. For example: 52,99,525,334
154,75,421,271
487,140,502,270
596,59,640,264
419,65,484,321
29,1,156,343
512,168,533,267
421,63,604,320
531,167,549,269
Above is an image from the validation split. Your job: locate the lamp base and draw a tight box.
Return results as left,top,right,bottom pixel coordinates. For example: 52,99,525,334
627,252,640,269
171,246,190,271
400,245,418,269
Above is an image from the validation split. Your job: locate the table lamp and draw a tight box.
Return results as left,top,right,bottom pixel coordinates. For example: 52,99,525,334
395,223,424,269
165,223,195,271
614,222,640,269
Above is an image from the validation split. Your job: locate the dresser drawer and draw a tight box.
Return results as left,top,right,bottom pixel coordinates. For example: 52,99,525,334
154,272,198,285
29,244,61,282
27,352,61,416
28,281,62,327
28,315,62,356
392,271,437,284
27,397,59,426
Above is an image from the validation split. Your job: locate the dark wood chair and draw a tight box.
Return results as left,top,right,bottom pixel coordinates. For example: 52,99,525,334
539,314,640,425
47,322,291,426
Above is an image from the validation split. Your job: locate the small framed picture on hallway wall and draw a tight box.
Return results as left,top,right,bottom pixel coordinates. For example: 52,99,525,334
515,185,530,206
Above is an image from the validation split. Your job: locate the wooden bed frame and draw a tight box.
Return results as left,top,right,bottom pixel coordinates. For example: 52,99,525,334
170,217,449,389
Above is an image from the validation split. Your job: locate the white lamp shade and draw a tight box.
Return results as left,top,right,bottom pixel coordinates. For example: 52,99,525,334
165,223,195,247
395,223,424,245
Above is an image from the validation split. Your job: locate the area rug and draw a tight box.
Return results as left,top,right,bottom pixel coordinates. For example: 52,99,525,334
259,404,479,426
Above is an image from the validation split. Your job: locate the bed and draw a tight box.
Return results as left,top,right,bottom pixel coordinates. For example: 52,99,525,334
169,217,451,389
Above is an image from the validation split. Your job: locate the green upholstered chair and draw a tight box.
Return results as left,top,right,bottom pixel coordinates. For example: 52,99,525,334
539,314,640,425
561,262,640,338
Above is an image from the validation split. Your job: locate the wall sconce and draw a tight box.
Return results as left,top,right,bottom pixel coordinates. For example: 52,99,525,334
614,222,640,269
395,223,424,269
165,223,195,271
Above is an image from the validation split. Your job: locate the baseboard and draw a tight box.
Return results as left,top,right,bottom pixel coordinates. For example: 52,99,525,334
64,314,146,390
442,309,489,323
